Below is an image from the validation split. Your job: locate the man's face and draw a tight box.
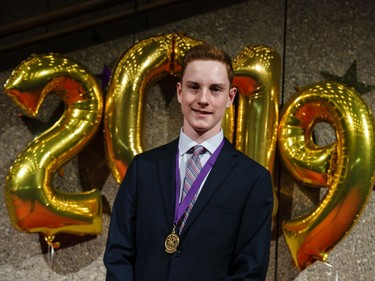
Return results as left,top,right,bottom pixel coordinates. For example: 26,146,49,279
177,60,236,140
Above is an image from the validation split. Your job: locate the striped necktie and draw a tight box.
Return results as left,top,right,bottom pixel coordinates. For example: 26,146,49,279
179,145,206,232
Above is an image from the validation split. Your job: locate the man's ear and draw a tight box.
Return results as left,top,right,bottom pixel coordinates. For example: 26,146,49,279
177,82,182,103
227,87,237,107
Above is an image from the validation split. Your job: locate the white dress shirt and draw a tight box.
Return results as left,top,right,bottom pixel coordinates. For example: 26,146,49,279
177,129,224,202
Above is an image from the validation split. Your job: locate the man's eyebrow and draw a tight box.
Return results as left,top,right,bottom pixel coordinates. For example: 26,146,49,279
210,83,226,88
184,81,227,88
184,80,199,84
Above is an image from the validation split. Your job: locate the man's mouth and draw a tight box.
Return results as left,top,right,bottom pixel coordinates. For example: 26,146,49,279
192,108,212,115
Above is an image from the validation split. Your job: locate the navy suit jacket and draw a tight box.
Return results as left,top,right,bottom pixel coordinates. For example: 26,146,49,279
104,138,273,281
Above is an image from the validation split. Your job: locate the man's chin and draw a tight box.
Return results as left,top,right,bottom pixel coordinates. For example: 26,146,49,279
194,129,208,136
192,126,214,136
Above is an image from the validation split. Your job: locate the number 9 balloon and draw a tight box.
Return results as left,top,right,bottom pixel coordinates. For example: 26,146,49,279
3,53,103,247
278,81,375,270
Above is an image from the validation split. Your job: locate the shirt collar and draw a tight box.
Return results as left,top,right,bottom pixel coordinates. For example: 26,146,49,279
178,128,224,156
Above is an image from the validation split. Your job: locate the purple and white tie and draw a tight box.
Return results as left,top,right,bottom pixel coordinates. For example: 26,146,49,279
179,145,205,233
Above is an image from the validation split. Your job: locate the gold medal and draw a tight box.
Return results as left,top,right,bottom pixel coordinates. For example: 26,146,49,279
165,225,180,254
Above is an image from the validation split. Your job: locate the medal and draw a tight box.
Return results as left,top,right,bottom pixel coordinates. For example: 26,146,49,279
165,224,180,254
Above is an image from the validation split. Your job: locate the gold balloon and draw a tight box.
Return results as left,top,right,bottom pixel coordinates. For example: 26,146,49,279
105,33,237,183
233,46,280,172
4,53,103,246
278,81,375,270
233,46,281,215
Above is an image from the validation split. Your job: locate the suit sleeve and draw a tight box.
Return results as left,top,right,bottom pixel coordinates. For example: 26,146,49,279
103,157,138,281
225,168,274,281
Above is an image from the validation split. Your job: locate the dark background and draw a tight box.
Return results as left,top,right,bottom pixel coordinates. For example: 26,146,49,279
0,0,247,71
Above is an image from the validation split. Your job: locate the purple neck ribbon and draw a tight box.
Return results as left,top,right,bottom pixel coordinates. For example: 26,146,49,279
174,139,225,225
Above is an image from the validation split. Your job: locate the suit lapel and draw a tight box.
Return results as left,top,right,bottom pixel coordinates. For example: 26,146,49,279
181,139,238,234
157,139,179,226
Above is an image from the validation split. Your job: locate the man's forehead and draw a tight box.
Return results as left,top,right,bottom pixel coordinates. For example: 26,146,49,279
182,60,230,83
185,59,225,68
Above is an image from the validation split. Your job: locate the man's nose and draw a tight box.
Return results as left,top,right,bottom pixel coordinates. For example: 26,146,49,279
198,89,209,105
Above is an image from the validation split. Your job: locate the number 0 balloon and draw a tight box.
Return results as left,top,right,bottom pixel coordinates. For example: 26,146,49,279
104,33,230,183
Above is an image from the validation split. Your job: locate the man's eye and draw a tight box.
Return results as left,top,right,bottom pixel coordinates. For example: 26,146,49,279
211,87,223,93
188,85,199,90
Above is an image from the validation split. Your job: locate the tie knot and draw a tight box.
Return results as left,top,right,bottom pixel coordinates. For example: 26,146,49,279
191,145,205,157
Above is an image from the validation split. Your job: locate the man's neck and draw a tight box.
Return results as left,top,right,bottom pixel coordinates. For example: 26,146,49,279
181,127,221,144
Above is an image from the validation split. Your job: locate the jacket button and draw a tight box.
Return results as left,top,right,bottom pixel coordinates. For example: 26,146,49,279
173,250,181,257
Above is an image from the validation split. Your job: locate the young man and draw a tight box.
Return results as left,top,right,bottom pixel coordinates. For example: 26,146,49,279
104,44,273,280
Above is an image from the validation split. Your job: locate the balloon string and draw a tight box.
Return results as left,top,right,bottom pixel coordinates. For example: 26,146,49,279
44,235,60,269
47,243,54,269
323,260,339,280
